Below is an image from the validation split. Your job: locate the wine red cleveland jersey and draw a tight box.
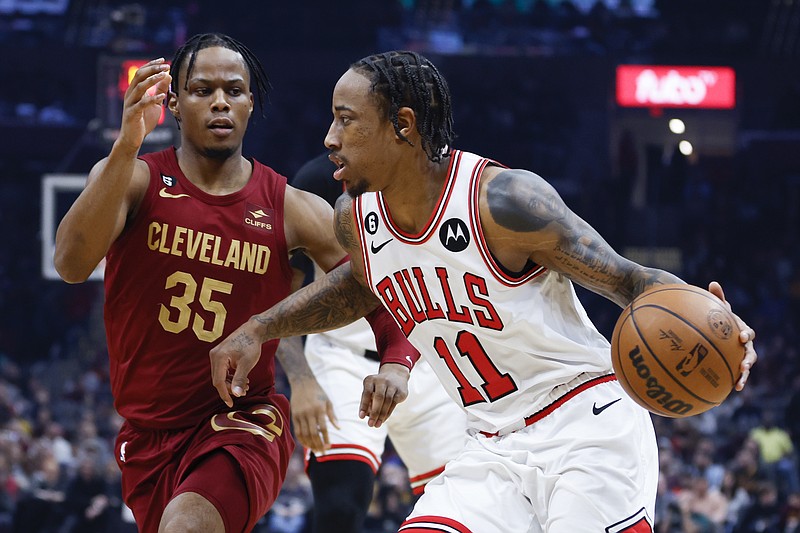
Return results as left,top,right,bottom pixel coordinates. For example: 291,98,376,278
104,147,293,429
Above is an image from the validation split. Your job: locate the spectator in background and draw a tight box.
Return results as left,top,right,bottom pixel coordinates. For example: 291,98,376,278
0,453,18,533
780,492,800,533
39,422,74,471
785,375,800,480
734,480,782,533
658,436,685,493
749,409,799,496
676,473,729,532
61,454,110,533
11,449,67,533
689,437,727,490
654,471,683,533
720,467,753,530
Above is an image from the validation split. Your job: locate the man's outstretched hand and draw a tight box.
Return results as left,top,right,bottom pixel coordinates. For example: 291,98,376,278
210,319,263,407
359,363,410,428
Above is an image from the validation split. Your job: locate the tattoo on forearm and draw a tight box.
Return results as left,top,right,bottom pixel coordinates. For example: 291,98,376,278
628,269,682,298
554,233,617,283
254,263,379,339
276,338,316,381
555,236,680,306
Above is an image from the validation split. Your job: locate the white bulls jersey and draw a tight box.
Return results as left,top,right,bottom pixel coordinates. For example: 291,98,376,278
354,150,614,435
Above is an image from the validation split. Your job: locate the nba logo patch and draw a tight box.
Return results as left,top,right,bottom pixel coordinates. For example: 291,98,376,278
244,203,274,233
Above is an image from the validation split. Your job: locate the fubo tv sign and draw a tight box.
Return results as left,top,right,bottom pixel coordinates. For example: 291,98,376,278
616,65,736,109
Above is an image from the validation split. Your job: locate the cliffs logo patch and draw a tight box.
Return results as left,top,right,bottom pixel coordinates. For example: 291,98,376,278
245,203,273,233
364,212,380,235
161,174,176,187
439,218,469,252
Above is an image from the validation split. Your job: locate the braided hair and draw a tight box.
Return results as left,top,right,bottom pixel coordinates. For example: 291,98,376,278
170,33,271,117
352,51,455,163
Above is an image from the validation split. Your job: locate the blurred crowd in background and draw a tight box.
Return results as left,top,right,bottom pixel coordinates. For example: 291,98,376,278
1,0,800,531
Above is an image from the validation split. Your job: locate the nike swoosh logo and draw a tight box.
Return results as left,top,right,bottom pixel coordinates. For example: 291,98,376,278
592,398,622,415
159,187,190,199
370,238,393,254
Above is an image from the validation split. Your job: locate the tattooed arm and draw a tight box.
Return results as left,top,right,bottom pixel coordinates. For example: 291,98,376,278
481,168,682,308
209,193,410,412
210,262,380,406
334,193,413,426
481,167,757,390
276,335,339,453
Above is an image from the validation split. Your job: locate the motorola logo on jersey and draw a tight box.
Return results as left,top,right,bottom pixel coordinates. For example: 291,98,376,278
439,218,469,252
244,203,273,233
364,212,380,235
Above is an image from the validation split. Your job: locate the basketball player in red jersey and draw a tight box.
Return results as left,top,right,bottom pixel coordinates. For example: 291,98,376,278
211,51,759,531
53,34,415,533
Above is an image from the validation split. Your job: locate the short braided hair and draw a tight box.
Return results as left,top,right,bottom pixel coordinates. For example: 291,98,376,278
170,33,271,117
352,51,455,163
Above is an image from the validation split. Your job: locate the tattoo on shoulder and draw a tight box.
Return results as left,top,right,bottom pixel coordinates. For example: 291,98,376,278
334,195,359,252
487,170,567,233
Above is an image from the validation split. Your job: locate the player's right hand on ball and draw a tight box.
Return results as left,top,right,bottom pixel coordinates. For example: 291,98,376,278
707,281,757,391
118,58,171,149
210,319,261,407
359,363,409,428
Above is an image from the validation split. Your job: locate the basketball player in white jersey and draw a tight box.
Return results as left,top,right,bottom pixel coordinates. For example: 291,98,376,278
211,51,758,532
284,152,467,533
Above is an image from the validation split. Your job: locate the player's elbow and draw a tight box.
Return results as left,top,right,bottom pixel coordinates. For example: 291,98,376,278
53,248,94,284
54,261,91,284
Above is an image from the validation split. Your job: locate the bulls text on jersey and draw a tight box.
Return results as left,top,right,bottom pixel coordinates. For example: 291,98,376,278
374,265,504,336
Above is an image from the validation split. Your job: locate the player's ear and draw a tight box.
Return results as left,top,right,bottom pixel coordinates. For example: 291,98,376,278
167,91,180,121
396,107,416,139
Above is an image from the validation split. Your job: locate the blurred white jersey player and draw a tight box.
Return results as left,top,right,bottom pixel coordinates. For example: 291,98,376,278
291,153,467,533
354,150,659,532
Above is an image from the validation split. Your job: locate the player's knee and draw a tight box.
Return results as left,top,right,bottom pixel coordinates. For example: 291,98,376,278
159,492,225,533
160,513,224,533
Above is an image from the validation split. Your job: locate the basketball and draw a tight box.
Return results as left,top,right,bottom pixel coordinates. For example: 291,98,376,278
610,284,744,418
